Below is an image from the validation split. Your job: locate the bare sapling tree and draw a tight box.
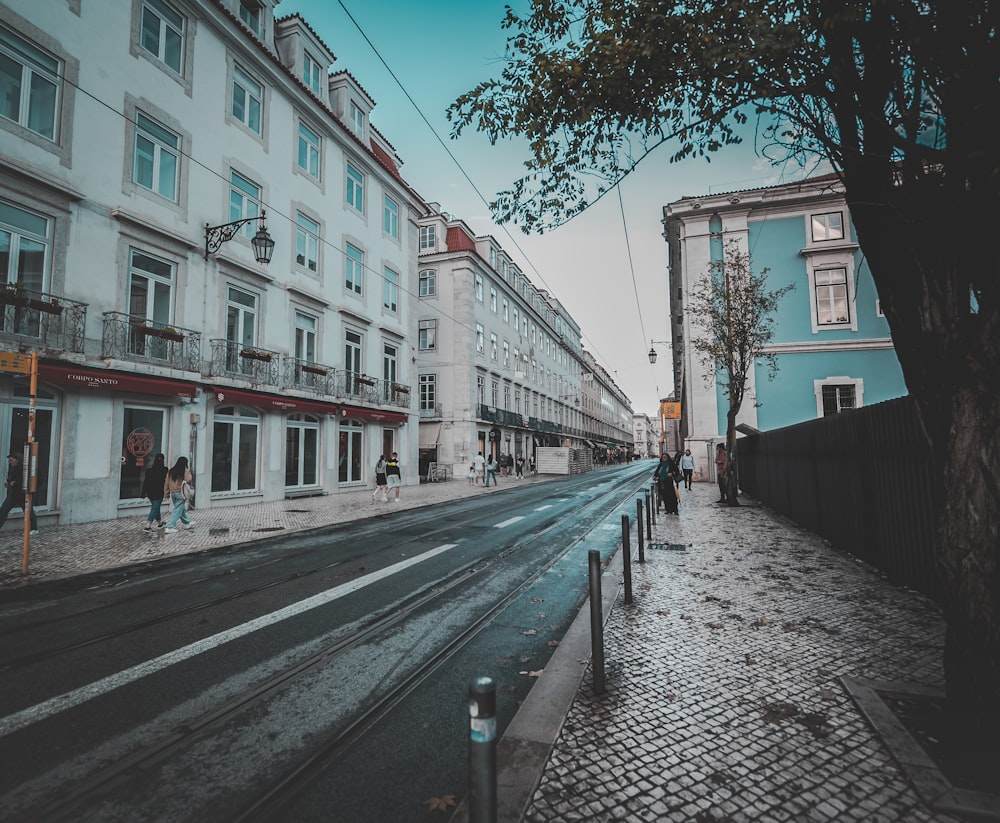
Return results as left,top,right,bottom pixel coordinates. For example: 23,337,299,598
689,240,793,505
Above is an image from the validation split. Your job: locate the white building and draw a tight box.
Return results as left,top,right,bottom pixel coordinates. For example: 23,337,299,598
632,413,658,458
1,0,424,524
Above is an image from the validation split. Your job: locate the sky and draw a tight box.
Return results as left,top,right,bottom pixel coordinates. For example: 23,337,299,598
277,0,797,415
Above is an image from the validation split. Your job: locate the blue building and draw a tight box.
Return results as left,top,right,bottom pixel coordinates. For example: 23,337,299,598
662,175,907,481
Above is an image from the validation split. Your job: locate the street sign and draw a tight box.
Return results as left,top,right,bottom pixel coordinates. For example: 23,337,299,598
660,401,682,420
0,351,32,374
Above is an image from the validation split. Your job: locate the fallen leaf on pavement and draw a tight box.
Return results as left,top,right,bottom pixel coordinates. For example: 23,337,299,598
425,795,456,812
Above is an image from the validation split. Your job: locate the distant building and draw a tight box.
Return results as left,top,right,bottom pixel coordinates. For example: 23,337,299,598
663,175,906,479
632,413,658,458
414,206,633,478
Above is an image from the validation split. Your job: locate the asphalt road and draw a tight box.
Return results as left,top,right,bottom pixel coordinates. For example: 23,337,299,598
0,463,652,822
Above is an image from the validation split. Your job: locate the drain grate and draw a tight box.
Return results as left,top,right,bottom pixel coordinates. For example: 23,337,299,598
252,527,285,533
208,527,230,536
648,543,686,551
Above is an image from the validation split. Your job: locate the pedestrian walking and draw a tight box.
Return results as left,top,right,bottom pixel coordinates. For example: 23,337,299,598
0,452,38,535
715,443,728,504
163,456,195,533
473,451,486,486
373,455,389,502
680,449,695,490
515,455,524,479
142,453,168,531
485,455,498,487
385,452,402,502
653,453,680,515
467,464,476,485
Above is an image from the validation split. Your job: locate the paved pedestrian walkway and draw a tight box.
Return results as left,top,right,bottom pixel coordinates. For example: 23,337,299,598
0,470,547,589
494,483,961,823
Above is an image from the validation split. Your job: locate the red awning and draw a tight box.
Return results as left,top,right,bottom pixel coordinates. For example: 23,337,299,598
212,386,337,416
40,364,198,397
341,406,408,424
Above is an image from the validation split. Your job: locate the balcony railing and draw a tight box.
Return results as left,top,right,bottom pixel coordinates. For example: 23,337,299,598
208,339,281,388
102,312,201,371
419,403,442,418
283,356,335,395
0,288,87,352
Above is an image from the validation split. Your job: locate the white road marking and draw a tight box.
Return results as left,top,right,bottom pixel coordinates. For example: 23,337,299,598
493,516,525,528
534,505,553,512
0,543,460,738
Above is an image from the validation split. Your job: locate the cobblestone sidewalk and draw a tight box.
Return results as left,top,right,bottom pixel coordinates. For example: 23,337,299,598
522,484,957,823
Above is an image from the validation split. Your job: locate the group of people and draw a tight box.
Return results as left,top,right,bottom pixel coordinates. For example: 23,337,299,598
652,448,696,515
372,453,402,502
468,452,526,486
140,454,197,533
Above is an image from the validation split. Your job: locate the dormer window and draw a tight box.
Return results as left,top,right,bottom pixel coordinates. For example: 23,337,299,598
349,101,364,138
238,1,262,37
303,50,322,94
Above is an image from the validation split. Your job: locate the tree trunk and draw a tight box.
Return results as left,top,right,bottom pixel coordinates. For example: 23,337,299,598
937,385,1000,716
725,405,740,507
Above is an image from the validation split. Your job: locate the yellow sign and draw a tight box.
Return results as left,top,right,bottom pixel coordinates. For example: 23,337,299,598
0,351,32,374
660,401,682,420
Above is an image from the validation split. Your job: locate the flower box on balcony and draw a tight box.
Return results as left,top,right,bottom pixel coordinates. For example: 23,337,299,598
137,325,184,342
392,384,410,393
301,364,327,376
27,298,63,315
355,376,375,386
239,348,273,362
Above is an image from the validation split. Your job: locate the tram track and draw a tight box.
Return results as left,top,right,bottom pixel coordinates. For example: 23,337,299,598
5,468,649,822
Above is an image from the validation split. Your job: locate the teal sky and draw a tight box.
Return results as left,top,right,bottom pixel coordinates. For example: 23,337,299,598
277,0,795,413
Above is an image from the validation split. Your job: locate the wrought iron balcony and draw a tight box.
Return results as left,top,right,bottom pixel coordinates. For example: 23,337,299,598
0,288,87,352
283,356,335,396
102,312,200,371
329,372,411,408
208,339,281,388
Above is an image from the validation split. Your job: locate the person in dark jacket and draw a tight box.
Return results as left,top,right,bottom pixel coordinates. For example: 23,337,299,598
142,453,168,532
653,454,681,515
0,452,38,534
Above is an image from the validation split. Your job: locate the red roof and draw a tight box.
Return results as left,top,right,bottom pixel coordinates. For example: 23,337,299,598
446,225,478,253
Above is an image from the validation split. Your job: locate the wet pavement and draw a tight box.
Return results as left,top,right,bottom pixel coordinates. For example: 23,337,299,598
0,471,967,822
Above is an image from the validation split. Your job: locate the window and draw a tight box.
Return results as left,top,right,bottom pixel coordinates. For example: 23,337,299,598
490,332,498,361
121,407,166,501
303,50,322,94
295,213,319,271
811,212,845,242
286,413,319,488
238,1,262,37
225,285,257,372
344,329,362,375
477,374,485,404
490,287,497,313
419,374,436,411
822,384,855,416
127,248,174,358
476,323,484,354
383,343,398,386
475,273,483,302
231,64,262,133
294,311,316,363
345,243,363,295
504,385,511,410
384,196,398,239
212,406,259,492
491,380,499,407
418,269,436,297
140,0,184,74
134,111,179,200
0,201,48,293
297,121,320,178
349,101,364,137
383,266,398,312
0,26,60,140
489,246,497,270
418,319,437,350
338,419,364,484
503,340,509,367
513,308,519,334
815,267,849,325
502,298,509,323
419,225,436,251
346,163,364,211
228,171,261,237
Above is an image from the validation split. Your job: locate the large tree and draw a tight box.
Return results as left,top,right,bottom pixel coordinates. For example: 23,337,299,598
690,241,794,506
449,1,1000,710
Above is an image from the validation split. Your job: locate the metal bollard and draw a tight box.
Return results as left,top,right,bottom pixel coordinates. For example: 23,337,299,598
468,677,497,823
644,490,652,551
650,483,657,523
637,498,645,564
588,549,606,695
621,514,633,605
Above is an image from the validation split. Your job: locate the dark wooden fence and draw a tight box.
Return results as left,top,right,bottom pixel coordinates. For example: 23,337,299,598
736,395,942,603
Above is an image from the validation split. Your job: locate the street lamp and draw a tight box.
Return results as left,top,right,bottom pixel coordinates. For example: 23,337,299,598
204,210,275,264
648,339,672,364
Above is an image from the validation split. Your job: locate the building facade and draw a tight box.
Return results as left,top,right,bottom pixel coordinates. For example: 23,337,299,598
414,206,633,478
1,0,424,524
632,413,658,458
663,175,907,479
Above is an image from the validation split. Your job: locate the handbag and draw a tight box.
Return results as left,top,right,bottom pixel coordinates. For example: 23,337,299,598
181,480,195,510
